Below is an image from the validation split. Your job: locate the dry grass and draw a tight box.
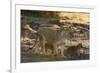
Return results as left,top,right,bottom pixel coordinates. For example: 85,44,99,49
58,12,90,25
